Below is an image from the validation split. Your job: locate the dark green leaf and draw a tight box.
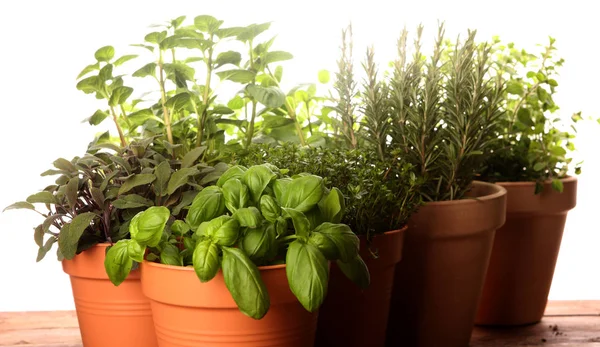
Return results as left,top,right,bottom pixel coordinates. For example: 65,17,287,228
118,174,156,195
308,231,338,260
193,239,220,282
65,177,79,209
153,161,171,197
286,240,328,312
87,109,109,126
337,256,370,289
173,190,198,215
112,194,153,209
59,212,96,260
233,207,262,228
312,223,358,262
186,187,225,230
161,242,182,266
167,168,199,195
165,92,191,112
241,223,276,261
281,175,324,212
37,237,57,262
26,191,56,204
181,146,206,168
242,165,276,204
53,158,77,172
34,225,44,247
90,187,105,207
282,208,311,238
259,195,281,222
3,201,35,212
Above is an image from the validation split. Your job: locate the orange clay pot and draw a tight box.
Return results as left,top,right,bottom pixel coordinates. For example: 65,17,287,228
316,227,406,347
141,261,319,347
476,177,577,326
387,181,507,347
62,243,158,347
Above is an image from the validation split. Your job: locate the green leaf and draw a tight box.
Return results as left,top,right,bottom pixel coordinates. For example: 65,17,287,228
533,162,546,172
77,63,100,80
212,216,240,246
193,239,220,282
114,54,138,66
259,195,281,222
194,15,223,33
53,158,76,172
548,79,558,87
65,177,79,210
181,146,206,169
34,225,44,247
222,246,270,319
76,76,101,94
95,46,115,62
112,194,154,209
336,256,370,289
161,242,182,266
145,31,167,44
506,81,524,95
237,22,271,42
37,237,57,262
87,109,109,126
173,190,198,215
286,240,328,312
550,146,567,157
551,179,564,193
318,70,330,84
217,165,247,187
282,208,311,238
98,64,113,82
133,63,157,78
241,223,276,261
263,51,293,65
227,95,245,110
308,231,338,260
246,85,285,108
186,187,225,230
153,161,171,197
233,207,262,228
118,174,156,195
170,220,190,236
130,206,170,247
281,175,324,212
242,165,276,204
104,240,133,286
273,178,291,203
215,51,242,68
274,65,283,82
312,223,358,262
109,86,134,107
318,187,345,223
222,179,249,213
59,212,96,260
216,69,256,83
167,168,199,195
3,201,35,212
165,92,191,112
27,192,56,204
127,240,145,263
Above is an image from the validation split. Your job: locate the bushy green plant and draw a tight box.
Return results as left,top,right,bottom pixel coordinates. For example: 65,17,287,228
104,164,369,319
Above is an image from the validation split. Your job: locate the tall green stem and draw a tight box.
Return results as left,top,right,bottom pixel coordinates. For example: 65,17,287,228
197,37,214,147
157,50,174,145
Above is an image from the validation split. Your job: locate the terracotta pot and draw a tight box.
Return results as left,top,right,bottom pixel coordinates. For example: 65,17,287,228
62,244,158,347
316,227,406,347
476,177,577,326
141,261,318,347
387,181,507,347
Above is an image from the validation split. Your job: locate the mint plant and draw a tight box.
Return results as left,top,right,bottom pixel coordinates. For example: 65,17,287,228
104,164,369,319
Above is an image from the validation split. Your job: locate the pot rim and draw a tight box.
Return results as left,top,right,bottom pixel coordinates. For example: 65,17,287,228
420,180,506,207
143,259,286,272
493,175,577,187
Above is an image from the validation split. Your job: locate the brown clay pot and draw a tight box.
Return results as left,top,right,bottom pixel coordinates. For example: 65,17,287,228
316,227,406,347
387,181,507,347
62,243,158,347
141,261,318,347
476,177,577,326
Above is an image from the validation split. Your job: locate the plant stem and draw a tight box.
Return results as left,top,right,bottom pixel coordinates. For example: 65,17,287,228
109,106,127,147
158,50,174,145
246,100,258,147
197,39,214,148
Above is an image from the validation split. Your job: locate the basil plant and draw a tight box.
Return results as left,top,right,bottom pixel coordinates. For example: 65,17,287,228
105,164,369,319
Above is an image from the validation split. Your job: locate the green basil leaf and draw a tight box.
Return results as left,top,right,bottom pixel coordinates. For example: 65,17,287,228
199,215,240,246
118,174,156,195
222,178,249,213
233,207,262,228
242,165,277,204
192,239,220,282
286,240,328,312
275,216,288,237
217,165,247,187
318,187,345,223
337,256,370,290
104,240,133,286
186,186,225,230
170,220,190,236
130,206,170,247
167,167,199,195
308,232,339,260
153,161,171,196
312,223,358,262
58,212,97,260
259,195,281,222
241,223,276,262
221,246,270,319
127,240,146,263
273,178,292,203
282,208,310,238
281,175,324,212
161,242,183,266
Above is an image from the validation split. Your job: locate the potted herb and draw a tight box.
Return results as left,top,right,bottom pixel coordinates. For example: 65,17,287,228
475,38,581,326
104,163,368,347
377,25,508,347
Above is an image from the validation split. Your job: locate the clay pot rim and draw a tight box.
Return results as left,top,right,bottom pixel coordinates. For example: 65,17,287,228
420,181,506,207
143,259,286,272
494,175,576,187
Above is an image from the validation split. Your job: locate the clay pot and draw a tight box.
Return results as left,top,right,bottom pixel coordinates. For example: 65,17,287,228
476,177,577,326
316,227,406,347
141,261,318,347
62,244,158,347
387,181,507,347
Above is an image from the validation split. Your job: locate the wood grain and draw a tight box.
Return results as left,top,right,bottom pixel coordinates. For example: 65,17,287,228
1,301,599,346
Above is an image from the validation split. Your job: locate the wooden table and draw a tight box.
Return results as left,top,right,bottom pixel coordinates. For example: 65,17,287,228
1,301,599,346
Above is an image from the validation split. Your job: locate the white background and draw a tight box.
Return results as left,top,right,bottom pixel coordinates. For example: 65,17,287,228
0,0,598,311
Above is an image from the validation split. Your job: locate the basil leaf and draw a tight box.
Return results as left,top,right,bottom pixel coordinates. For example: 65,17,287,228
308,232,339,260
242,164,276,204
312,223,359,262
282,208,310,238
104,240,133,286
241,223,276,262
192,239,220,282
336,256,370,290
170,220,190,236
233,207,262,228
211,216,241,247
273,178,291,203
217,165,247,187
161,242,183,266
259,195,281,222
130,206,170,247
222,178,249,213
127,240,145,263
286,240,328,312
186,186,225,230
222,246,270,319
318,187,345,223
281,175,324,212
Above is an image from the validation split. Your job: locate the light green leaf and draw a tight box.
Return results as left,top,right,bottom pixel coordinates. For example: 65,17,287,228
186,186,225,230
318,187,345,223
113,55,138,66
132,63,157,78
259,195,281,222
246,85,285,108
127,240,145,263
170,220,190,236
215,51,242,68
130,206,169,247
87,109,109,126
194,15,223,33
281,175,324,212
165,92,191,112
222,179,249,213
216,69,256,83
286,240,328,312
263,51,293,65
551,179,564,192
193,239,220,282
104,240,133,286
3,201,35,212
95,46,115,62
318,69,330,84
217,165,247,187
242,165,276,204
77,63,100,80
241,223,276,261
109,86,134,107
233,207,262,228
